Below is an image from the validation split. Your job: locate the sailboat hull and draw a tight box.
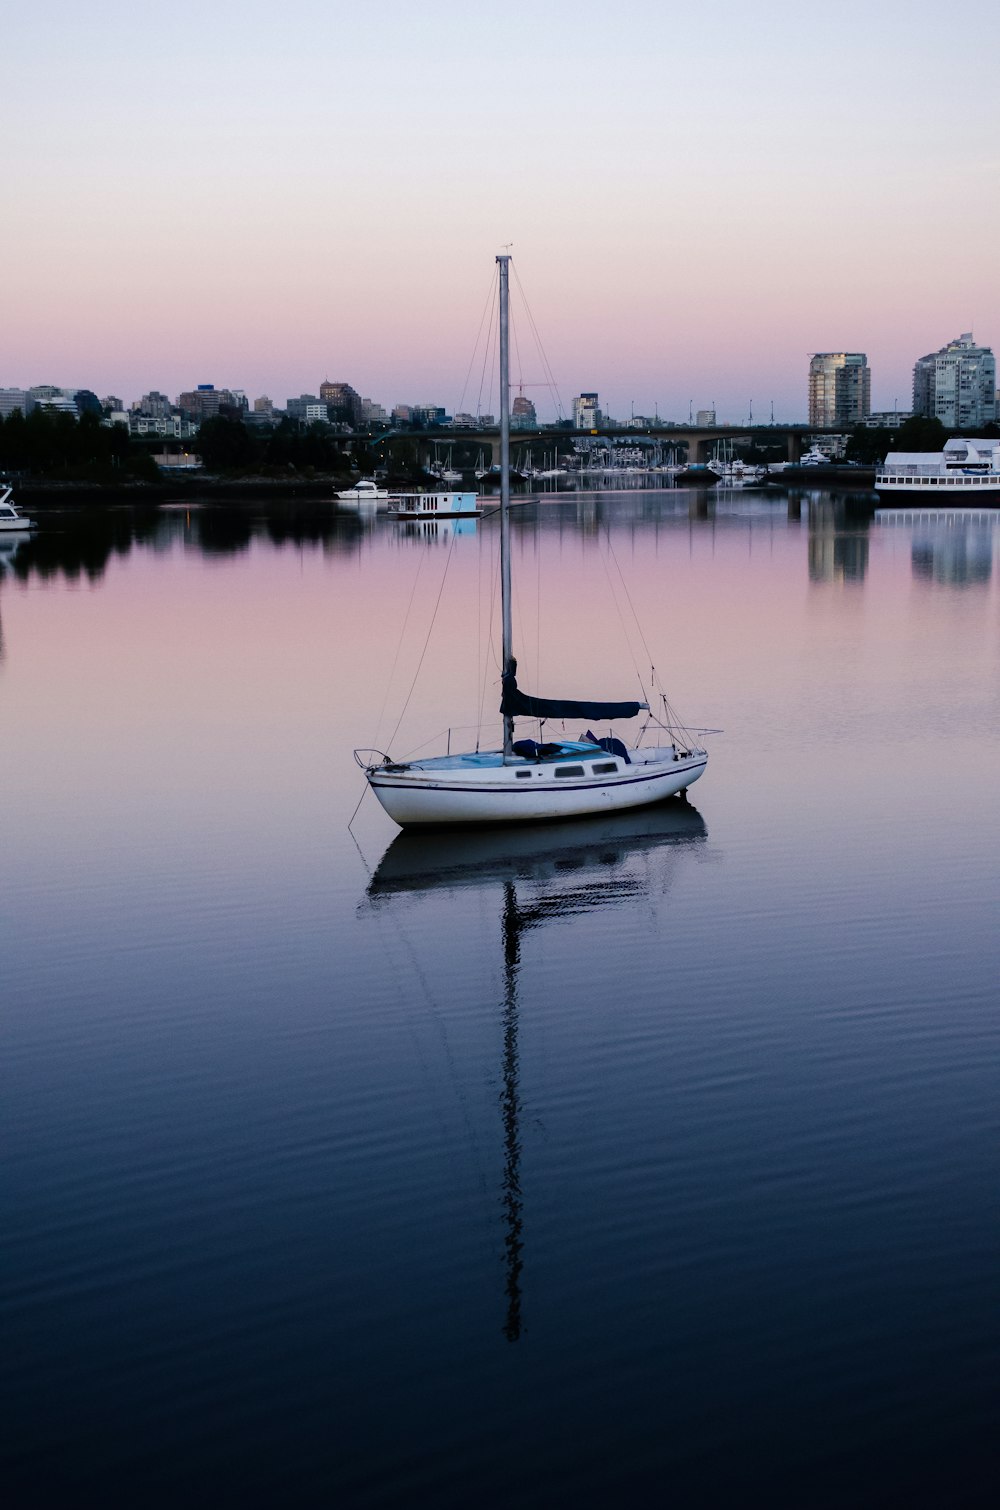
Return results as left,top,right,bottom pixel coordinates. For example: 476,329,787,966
367,748,707,828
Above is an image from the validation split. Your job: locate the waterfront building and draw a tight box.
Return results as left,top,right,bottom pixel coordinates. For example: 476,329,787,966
862,410,912,429
128,415,197,439
392,404,414,424
320,381,362,427
695,409,716,427
304,404,330,424
177,385,245,422
808,354,871,428
413,405,448,426
286,394,321,422
28,386,79,416
511,393,537,430
102,395,125,414
134,390,173,418
360,398,388,425
573,392,600,429
911,334,996,429
805,432,848,459
0,388,28,418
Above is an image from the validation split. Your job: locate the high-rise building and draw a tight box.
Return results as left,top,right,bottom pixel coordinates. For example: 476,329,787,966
319,381,362,427
911,334,996,429
573,392,600,428
134,391,173,418
511,393,537,430
808,354,871,427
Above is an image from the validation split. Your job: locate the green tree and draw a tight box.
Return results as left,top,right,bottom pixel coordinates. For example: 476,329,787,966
896,416,947,451
196,416,260,472
845,425,893,465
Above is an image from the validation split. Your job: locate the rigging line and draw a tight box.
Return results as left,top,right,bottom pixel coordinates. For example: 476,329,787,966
386,526,460,754
364,900,494,1225
370,544,428,754
511,264,567,420
511,299,525,396
346,798,374,860
601,520,656,672
457,266,500,420
596,528,644,688
476,276,499,418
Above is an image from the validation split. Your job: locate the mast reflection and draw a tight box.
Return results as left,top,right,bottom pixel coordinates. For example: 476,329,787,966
500,880,523,1341
367,800,709,1343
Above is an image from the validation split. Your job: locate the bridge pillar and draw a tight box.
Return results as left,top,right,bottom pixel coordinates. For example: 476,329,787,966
787,432,801,462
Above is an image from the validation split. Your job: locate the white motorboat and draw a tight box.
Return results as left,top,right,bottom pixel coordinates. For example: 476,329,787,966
356,255,709,829
337,479,390,504
875,438,1000,501
0,486,34,532
799,444,830,467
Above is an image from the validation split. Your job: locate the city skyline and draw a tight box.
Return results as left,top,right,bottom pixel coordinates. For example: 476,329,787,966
4,0,999,419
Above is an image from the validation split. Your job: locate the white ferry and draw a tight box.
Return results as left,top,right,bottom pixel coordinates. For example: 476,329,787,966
875,438,1000,502
386,491,482,520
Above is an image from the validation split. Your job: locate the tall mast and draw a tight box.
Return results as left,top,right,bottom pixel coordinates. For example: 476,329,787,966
498,253,514,760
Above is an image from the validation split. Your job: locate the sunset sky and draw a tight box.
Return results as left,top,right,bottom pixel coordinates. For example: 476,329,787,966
4,0,998,421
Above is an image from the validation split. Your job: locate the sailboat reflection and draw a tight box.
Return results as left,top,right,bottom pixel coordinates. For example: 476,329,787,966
367,800,709,1341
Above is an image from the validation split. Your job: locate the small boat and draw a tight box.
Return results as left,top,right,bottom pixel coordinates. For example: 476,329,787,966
337,480,389,504
386,491,482,520
674,463,718,486
0,485,34,532
357,255,709,829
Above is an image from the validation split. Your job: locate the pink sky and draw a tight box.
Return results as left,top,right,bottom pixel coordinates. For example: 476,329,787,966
4,0,998,421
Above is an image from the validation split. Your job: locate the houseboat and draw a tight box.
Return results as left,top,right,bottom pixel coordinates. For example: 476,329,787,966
386,491,482,520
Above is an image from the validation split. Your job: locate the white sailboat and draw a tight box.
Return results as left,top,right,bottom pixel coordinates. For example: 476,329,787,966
357,254,709,829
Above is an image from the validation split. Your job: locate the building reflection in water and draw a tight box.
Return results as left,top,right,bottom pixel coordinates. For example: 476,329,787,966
366,802,710,1342
873,508,998,589
911,523,994,587
806,498,871,584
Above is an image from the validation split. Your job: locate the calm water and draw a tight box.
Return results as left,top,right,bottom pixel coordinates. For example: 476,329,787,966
3,492,1000,1506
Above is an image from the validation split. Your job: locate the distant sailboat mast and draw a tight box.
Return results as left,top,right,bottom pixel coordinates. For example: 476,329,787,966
498,253,514,761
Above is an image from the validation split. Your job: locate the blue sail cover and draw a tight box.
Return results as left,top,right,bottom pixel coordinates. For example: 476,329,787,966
501,668,644,723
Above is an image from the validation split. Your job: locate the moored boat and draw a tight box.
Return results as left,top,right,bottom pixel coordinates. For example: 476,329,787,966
0,485,35,532
875,438,1000,502
386,491,482,520
357,254,710,829
337,480,390,505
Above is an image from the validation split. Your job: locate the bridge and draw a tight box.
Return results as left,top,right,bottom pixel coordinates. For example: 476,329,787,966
369,424,843,468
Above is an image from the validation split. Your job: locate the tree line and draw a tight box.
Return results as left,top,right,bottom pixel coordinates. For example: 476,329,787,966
0,409,157,481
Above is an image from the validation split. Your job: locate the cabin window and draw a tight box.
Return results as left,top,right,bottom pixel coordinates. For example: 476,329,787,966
553,764,585,778
515,769,531,778
592,761,618,775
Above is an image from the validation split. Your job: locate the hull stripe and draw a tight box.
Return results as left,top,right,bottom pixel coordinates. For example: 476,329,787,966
370,761,706,796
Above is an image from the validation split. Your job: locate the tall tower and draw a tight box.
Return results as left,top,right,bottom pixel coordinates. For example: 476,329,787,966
912,334,996,429
808,354,870,427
